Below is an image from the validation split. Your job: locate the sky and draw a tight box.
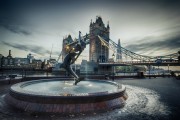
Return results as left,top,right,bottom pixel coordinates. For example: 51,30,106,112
0,0,180,63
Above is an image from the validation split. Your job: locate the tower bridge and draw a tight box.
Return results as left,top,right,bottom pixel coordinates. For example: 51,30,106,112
57,16,180,68
58,33,179,67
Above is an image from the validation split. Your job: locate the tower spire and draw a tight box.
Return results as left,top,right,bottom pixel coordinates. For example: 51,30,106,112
116,39,122,61
90,19,92,26
8,50,12,57
107,21,110,28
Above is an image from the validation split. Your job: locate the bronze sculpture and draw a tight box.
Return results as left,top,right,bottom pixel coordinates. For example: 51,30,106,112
60,31,87,85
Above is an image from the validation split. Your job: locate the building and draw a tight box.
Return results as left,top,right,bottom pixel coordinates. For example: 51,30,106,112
1,50,15,67
89,16,110,63
27,53,35,63
0,54,3,68
14,57,29,67
61,35,74,61
32,59,42,69
71,63,81,74
47,58,57,68
13,53,36,68
80,60,98,74
116,39,122,62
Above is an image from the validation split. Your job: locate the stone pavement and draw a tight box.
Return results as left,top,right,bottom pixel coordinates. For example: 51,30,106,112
0,77,180,120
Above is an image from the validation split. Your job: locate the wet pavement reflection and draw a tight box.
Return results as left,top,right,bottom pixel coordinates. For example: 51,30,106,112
0,82,172,120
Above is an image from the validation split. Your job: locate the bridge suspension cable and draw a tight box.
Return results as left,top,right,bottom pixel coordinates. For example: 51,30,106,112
56,51,63,63
98,36,150,61
98,35,179,61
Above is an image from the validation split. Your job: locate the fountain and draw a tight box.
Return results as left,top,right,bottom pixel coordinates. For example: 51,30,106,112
5,31,128,114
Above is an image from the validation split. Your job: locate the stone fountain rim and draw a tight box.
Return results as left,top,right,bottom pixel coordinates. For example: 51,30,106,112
8,79,126,104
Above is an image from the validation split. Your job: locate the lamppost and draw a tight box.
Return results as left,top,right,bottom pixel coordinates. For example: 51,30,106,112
178,51,180,63
168,64,169,73
112,53,115,81
149,60,151,79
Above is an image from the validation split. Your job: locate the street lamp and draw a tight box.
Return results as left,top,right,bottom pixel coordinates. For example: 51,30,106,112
178,51,180,63
66,45,69,49
148,60,151,79
112,53,115,81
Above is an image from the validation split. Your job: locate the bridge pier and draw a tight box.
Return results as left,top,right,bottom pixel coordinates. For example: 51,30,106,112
149,64,151,79
98,65,113,74
168,64,170,73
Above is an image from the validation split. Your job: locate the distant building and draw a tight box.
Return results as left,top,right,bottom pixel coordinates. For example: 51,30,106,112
13,53,35,68
80,60,98,74
89,16,110,63
71,64,81,71
2,50,15,67
52,62,63,71
32,59,42,69
61,35,74,61
27,53,34,63
0,54,3,68
47,59,57,68
14,57,29,67
116,39,122,62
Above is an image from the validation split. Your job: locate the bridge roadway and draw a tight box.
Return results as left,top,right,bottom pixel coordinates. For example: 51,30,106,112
99,60,180,66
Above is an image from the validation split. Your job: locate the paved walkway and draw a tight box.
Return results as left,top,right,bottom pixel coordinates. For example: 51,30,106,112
0,77,180,120
119,77,180,120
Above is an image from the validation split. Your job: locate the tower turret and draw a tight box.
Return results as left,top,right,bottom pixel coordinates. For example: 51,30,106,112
89,16,110,62
116,39,122,62
62,35,74,61
90,19,92,26
107,21,110,30
7,50,12,58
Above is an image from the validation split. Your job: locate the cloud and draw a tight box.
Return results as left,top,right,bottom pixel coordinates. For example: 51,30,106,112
0,0,180,60
1,24,31,35
2,41,50,56
125,36,180,55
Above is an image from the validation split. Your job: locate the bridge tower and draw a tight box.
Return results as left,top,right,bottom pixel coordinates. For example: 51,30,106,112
61,35,74,61
89,16,110,63
116,39,122,62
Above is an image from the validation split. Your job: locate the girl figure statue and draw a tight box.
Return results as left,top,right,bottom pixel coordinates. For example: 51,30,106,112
60,31,87,85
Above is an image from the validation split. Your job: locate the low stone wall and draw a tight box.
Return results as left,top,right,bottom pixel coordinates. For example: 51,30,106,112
5,79,128,114
5,93,128,114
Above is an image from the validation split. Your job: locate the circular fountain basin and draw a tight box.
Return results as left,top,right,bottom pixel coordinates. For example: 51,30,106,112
5,79,128,114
